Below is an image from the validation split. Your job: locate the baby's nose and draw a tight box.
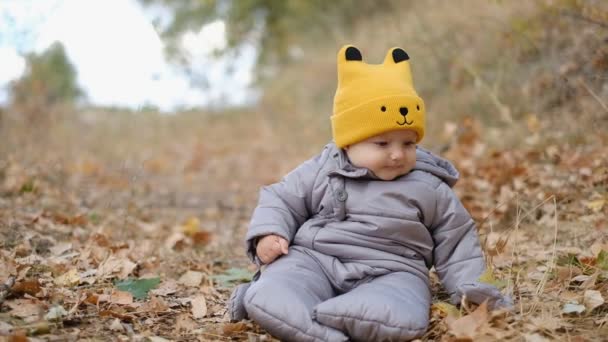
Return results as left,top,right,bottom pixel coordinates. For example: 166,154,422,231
399,107,409,116
391,149,404,160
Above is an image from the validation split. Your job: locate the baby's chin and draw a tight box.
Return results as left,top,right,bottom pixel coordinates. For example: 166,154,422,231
374,168,410,181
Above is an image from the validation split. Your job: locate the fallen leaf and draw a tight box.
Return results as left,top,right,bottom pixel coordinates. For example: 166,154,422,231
6,299,44,322
11,279,42,296
44,305,68,321
562,302,585,315
139,296,169,313
583,290,604,312
446,301,489,339
192,231,213,246
148,337,172,342
597,250,608,271
109,289,134,305
431,301,461,318
174,313,197,332
477,268,507,289
97,255,137,279
0,321,14,335
165,232,189,250
54,269,81,287
150,280,178,296
114,277,161,300
191,295,207,319
524,333,550,342
222,322,247,336
50,242,72,256
180,217,201,236
109,318,124,332
586,199,605,212
211,268,254,287
178,271,203,287
99,310,134,322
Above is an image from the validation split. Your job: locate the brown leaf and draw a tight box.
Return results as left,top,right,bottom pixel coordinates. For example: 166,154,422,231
192,231,213,246
174,313,197,332
139,296,169,313
6,299,45,323
11,279,41,296
222,322,247,336
99,310,134,322
178,270,203,287
446,301,490,340
54,269,81,287
109,289,133,305
149,280,178,297
96,255,137,279
83,293,100,305
191,295,207,319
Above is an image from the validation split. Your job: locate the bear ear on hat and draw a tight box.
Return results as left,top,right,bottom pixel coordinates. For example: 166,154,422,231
392,48,409,63
338,45,363,62
384,47,410,64
345,46,362,61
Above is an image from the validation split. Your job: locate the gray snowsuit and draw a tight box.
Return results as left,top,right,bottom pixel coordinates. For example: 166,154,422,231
229,143,511,341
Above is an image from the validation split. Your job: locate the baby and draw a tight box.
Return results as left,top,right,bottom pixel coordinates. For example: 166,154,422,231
229,45,511,341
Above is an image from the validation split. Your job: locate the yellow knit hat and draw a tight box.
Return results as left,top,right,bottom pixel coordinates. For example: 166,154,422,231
331,45,425,148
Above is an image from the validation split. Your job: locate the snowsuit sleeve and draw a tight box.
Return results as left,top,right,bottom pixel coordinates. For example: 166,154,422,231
429,183,512,309
245,155,323,263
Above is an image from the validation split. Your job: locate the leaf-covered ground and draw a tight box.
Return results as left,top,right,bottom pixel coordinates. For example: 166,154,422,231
1,113,607,341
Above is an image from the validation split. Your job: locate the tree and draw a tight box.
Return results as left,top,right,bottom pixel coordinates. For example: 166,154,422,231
10,41,83,111
140,0,398,77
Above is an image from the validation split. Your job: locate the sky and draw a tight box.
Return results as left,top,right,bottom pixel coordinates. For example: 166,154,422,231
0,0,256,111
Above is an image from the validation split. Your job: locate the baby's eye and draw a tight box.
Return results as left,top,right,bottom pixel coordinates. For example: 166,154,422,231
403,141,415,147
374,141,388,147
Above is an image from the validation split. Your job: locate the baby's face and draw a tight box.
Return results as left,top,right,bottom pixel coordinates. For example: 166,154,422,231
345,130,417,181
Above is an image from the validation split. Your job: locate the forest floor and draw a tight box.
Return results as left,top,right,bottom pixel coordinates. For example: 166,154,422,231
1,112,607,341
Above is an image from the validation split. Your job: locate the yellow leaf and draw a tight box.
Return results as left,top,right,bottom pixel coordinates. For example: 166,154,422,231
181,217,201,236
54,269,80,287
526,114,540,133
587,199,605,212
432,301,461,318
477,269,507,289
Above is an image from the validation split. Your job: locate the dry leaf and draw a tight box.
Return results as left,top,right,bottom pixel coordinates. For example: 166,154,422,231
562,302,585,315
11,279,42,296
6,299,44,322
150,280,178,296
432,301,461,318
99,310,134,322
139,296,169,313
587,199,605,212
583,290,604,312
0,321,14,335
174,313,197,332
446,301,490,339
109,318,124,332
96,255,137,279
222,322,247,336
191,295,207,319
180,217,201,236
524,333,550,342
178,271,203,287
109,289,134,305
54,269,81,287
165,232,189,250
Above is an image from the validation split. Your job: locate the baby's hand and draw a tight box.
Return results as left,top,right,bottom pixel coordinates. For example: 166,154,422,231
256,234,289,264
